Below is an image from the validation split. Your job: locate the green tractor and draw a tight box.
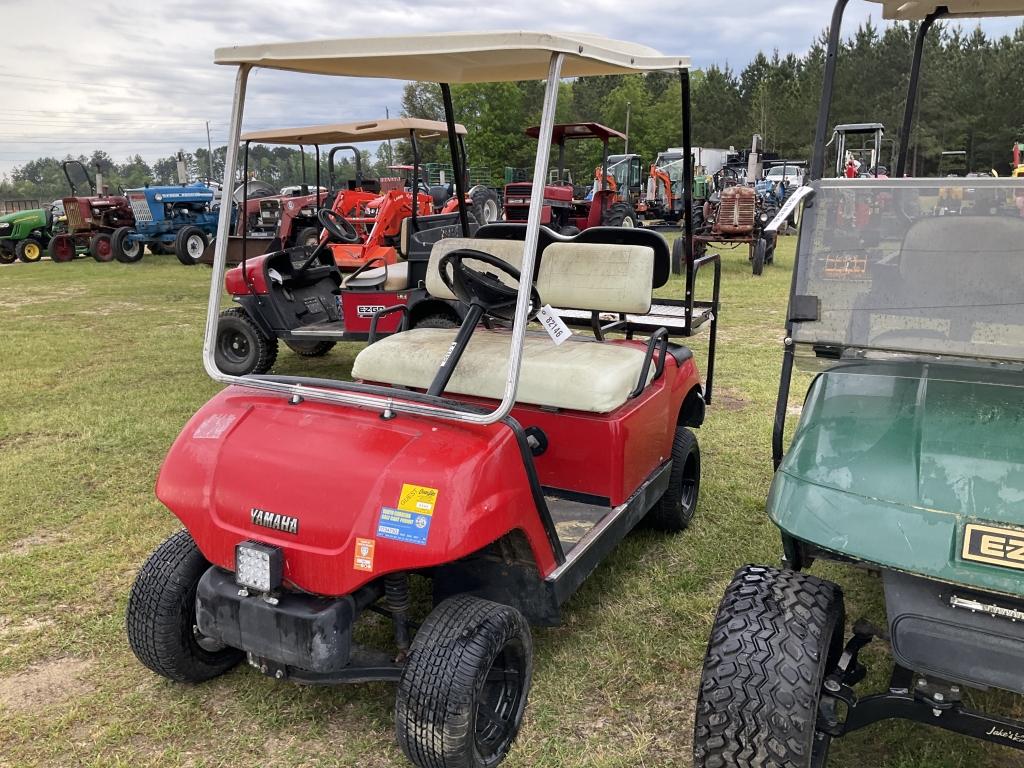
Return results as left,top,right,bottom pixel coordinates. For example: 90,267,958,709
693,1,1024,766
0,202,59,264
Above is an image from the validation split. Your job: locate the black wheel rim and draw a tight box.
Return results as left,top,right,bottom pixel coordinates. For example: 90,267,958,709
474,641,527,761
218,328,252,364
680,453,698,513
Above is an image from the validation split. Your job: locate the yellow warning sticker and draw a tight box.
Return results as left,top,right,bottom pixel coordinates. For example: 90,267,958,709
353,538,375,572
398,483,439,516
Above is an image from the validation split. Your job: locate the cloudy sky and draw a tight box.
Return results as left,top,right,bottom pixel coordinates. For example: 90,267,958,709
0,0,1017,178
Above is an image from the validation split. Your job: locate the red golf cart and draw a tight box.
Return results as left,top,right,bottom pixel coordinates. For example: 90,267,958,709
127,32,715,768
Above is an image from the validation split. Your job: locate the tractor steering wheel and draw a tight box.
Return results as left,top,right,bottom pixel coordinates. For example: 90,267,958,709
317,207,359,244
438,249,541,322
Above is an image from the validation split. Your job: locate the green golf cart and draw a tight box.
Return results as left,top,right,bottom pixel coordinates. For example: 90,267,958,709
693,1,1024,765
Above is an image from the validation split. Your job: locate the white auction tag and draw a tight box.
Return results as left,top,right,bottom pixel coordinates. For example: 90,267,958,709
537,304,571,346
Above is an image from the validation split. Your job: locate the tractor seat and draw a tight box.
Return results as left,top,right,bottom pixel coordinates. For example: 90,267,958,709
342,261,410,291
352,237,659,414
429,184,453,209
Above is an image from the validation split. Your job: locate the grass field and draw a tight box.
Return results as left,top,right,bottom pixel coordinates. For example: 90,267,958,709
1,242,1022,768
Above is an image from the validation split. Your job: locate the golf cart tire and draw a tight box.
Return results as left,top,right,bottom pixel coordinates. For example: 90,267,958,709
175,225,208,266
413,314,459,330
693,565,845,768
90,233,115,262
126,529,243,683
603,202,638,228
0,240,15,264
284,339,336,357
48,235,75,263
469,185,501,225
112,227,145,263
646,427,700,531
15,237,43,263
216,308,278,375
396,595,533,768
295,226,320,250
752,238,766,276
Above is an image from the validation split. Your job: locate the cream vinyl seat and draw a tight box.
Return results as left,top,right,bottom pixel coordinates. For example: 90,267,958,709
352,237,658,413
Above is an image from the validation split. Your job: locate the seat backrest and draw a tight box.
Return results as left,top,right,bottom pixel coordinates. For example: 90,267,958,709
537,242,653,313
425,237,654,314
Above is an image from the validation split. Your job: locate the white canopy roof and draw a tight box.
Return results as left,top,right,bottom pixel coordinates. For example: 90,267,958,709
241,118,466,145
215,31,689,83
867,0,1024,18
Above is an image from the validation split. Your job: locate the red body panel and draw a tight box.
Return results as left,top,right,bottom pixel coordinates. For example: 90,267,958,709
157,388,559,597
224,255,271,295
339,290,409,335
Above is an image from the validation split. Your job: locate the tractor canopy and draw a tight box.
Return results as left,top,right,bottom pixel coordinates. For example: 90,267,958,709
866,0,1024,18
769,177,1024,594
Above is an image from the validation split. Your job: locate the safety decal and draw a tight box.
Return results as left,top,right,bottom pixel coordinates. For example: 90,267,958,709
398,483,439,515
377,507,433,546
353,538,375,572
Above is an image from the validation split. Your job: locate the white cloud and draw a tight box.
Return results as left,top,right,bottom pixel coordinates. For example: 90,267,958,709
0,0,1018,177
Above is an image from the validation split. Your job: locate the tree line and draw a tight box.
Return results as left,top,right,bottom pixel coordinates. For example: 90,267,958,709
3,20,1022,203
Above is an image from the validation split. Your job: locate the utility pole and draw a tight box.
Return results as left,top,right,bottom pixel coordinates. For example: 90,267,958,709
205,121,215,182
624,101,632,154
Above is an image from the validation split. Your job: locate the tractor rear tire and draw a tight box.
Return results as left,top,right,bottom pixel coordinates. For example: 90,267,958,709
693,565,845,768
175,225,208,266
395,595,533,768
645,427,700,531
413,314,459,330
215,308,277,375
751,237,766,276
90,233,114,262
295,226,320,250
284,339,336,357
0,243,14,264
671,237,684,275
112,227,144,263
48,235,76,263
603,202,639,228
126,529,243,683
16,237,43,263
469,185,501,225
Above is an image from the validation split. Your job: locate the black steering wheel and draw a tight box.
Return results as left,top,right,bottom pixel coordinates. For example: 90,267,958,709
317,207,359,244
438,249,541,322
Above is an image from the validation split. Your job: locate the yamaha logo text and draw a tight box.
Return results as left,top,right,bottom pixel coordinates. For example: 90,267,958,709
250,507,299,535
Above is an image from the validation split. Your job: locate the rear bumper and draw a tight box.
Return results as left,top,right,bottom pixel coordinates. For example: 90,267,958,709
195,567,356,673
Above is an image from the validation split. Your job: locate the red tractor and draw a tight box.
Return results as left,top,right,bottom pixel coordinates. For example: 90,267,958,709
47,161,135,263
503,123,639,233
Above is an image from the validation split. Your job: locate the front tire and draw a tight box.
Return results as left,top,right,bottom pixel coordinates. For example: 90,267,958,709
126,529,243,683
112,227,144,263
603,201,638,228
48,235,76,262
16,237,43,263
175,225,208,265
284,339,336,357
751,237,766,276
693,565,845,768
295,226,321,250
0,239,15,264
469,185,501,225
396,596,533,768
215,307,277,375
90,233,114,262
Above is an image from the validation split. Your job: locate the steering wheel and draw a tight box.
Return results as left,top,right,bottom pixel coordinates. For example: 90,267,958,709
317,207,359,244
438,249,541,322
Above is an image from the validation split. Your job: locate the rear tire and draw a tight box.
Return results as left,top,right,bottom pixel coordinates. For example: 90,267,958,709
413,314,459,330
126,529,243,683
469,185,501,225
16,237,43,263
112,227,144,263
295,226,320,249
752,237,766,276
90,233,114,262
603,202,638,228
284,339,336,357
48,235,75,262
646,427,700,531
215,307,277,375
396,595,533,768
175,225,208,266
693,565,845,768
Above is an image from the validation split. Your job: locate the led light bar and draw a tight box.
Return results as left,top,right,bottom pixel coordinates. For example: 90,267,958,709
235,541,283,593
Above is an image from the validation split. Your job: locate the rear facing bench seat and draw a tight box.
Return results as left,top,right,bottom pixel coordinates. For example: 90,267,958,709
351,237,659,414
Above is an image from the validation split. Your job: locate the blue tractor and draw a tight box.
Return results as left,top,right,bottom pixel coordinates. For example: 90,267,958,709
111,183,221,265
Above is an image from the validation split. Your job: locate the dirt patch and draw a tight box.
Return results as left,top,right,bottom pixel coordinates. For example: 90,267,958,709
0,657,94,713
78,301,144,317
3,530,68,557
714,388,749,411
0,285,86,310
0,431,77,452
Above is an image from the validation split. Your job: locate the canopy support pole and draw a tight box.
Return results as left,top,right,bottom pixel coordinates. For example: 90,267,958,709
440,83,470,236
810,0,849,181
896,11,941,177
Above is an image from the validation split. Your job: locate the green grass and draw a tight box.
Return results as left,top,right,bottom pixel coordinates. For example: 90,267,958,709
0,245,1022,767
